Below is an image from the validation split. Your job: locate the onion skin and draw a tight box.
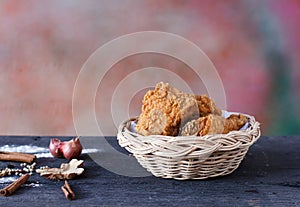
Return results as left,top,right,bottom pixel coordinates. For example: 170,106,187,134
49,138,63,157
61,138,83,160
49,137,82,159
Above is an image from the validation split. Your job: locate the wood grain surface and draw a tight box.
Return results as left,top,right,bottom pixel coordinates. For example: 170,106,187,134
0,136,299,207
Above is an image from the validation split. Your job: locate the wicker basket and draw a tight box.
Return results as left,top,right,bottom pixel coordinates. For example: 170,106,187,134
117,112,261,180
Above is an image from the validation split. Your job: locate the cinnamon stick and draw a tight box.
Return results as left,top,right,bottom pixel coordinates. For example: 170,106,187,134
0,151,36,163
0,173,30,196
61,180,75,200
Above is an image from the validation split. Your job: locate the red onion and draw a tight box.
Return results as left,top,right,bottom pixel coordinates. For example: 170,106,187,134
49,137,82,159
49,138,63,157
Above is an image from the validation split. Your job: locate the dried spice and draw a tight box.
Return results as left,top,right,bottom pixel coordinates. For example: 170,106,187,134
36,159,84,180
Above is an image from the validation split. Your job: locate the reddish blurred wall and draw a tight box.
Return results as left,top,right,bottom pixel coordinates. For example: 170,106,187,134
0,0,299,136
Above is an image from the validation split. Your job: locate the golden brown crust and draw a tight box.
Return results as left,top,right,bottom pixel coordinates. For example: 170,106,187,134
180,114,248,136
223,114,248,134
195,94,222,117
136,88,181,136
136,82,221,136
180,114,224,136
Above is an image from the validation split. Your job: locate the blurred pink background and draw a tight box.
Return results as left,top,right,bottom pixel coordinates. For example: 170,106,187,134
0,0,299,136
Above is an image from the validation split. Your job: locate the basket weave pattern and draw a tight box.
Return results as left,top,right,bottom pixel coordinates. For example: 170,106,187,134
117,113,261,180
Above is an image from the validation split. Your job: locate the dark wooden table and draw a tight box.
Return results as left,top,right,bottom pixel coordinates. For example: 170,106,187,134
0,136,299,207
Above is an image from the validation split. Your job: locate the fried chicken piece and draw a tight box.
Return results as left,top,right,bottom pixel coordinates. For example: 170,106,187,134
180,114,224,136
180,114,248,136
136,82,221,136
223,114,248,134
195,94,222,117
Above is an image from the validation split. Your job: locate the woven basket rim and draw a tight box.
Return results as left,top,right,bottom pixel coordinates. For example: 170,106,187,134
117,111,261,158
118,111,260,142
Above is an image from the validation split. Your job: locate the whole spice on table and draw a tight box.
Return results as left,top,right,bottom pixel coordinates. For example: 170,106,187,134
61,180,75,200
0,173,30,196
0,151,36,164
0,162,36,177
36,159,84,180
